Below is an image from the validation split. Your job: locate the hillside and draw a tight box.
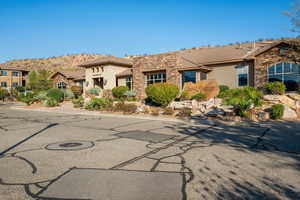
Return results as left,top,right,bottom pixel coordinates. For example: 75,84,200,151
2,54,105,72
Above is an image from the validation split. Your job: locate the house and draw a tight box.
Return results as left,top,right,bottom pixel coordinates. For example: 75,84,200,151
79,39,300,98
0,64,29,90
49,70,85,89
78,56,132,95
132,40,299,98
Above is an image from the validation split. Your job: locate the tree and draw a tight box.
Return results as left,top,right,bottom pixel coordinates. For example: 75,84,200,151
28,70,52,92
285,0,300,32
28,71,38,91
36,69,52,91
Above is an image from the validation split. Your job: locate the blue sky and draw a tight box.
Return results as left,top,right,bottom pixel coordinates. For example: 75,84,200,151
0,0,297,63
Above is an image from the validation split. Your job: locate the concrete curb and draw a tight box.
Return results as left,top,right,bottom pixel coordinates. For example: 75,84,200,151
10,106,187,123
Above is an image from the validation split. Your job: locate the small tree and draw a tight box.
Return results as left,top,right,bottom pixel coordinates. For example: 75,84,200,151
0,87,8,101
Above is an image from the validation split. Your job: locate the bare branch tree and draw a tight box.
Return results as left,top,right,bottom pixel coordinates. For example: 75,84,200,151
285,0,300,32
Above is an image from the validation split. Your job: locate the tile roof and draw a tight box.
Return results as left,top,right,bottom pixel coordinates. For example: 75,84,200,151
116,69,133,77
0,64,29,71
51,70,85,80
78,56,132,67
177,41,275,68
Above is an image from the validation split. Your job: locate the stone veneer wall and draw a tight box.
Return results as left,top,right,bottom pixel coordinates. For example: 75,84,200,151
132,53,179,98
51,73,76,89
254,43,298,89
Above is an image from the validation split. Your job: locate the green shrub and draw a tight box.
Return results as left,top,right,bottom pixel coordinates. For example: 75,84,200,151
18,92,35,105
222,87,263,117
87,88,100,96
113,102,137,114
112,86,129,99
45,98,59,107
85,97,112,110
270,104,284,120
191,93,207,102
217,85,230,98
265,82,286,95
34,91,48,102
63,89,75,100
72,96,84,108
145,83,179,107
47,88,64,102
70,86,83,98
176,107,192,118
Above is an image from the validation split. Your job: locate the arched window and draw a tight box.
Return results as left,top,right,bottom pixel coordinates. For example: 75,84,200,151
57,82,66,89
268,62,299,91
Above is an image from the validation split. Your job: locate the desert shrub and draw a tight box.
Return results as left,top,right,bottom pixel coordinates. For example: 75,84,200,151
162,107,174,115
265,82,286,95
112,86,129,99
217,85,230,98
34,91,48,102
47,88,64,102
191,93,207,102
113,102,137,114
270,104,284,120
70,86,83,98
102,89,113,99
17,92,35,105
87,88,100,96
63,89,75,100
183,80,219,100
124,90,136,97
44,98,59,107
176,107,192,118
72,96,84,108
145,83,179,107
180,90,190,101
85,97,112,110
222,87,263,117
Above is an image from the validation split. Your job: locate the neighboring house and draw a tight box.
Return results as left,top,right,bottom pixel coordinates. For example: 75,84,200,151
79,40,300,98
49,70,85,89
0,64,29,90
78,56,132,95
132,40,299,98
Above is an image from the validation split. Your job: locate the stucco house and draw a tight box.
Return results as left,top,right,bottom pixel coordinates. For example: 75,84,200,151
79,40,300,98
0,64,29,91
49,70,85,89
78,56,132,96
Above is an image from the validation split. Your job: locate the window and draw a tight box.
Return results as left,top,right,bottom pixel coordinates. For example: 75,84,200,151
237,65,248,87
182,71,196,88
57,82,66,89
12,82,18,87
126,76,133,90
1,82,7,87
0,71,7,76
12,72,19,77
268,62,299,91
145,72,166,86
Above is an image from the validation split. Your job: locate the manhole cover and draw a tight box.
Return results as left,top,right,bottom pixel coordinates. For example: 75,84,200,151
46,140,94,151
59,143,82,148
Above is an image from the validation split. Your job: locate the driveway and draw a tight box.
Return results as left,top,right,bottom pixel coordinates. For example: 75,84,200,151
0,106,299,200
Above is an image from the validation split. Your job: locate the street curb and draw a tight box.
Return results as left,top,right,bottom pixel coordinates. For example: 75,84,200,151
10,106,187,123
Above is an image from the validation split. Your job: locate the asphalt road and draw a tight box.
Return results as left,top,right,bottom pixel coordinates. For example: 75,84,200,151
0,106,299,200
